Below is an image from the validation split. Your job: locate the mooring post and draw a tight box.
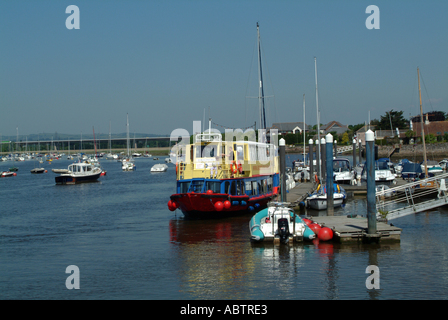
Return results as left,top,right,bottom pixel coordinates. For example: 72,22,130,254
333,140,337,157
321,137,326,180
352,139,357,166
358,139,362,165
326,134,334,215
309,139,314,181
279,138,286,202
366,130,377,235
315,139,320,183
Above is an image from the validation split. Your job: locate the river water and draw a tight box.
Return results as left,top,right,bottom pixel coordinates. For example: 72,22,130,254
1,155,447,300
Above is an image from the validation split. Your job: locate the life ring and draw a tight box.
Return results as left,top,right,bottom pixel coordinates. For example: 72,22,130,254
231,161,238,174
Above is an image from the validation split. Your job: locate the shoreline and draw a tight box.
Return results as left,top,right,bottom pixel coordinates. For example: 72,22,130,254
286,142,448,162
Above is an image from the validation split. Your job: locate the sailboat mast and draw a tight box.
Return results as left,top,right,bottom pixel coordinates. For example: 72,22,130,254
126,113,130,157
303,94,306,164
257,22,266,130
315,57,322,182
418,67,428,177
109,121,111,154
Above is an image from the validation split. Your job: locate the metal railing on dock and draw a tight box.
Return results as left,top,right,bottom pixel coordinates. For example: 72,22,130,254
376,172,448,220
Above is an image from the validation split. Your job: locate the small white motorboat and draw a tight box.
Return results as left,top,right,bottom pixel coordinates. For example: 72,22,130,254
122,158,136,171
249,202,315,243
151,163,168,172
333,158,355,184
52,168,70,174
1,171,16,178
55,162,102,184
31,168,46,174
306,183,347,210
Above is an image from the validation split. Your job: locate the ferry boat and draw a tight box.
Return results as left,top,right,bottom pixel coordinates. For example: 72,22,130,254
55,162,102,185
168,131,280,218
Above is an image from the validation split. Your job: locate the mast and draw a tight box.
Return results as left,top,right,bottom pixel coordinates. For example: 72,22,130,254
303,94,306,164
257,22,266,130
418,67,428,177
109,121,112,154
315,57,322,182
93,126,97,159
126,113,130,157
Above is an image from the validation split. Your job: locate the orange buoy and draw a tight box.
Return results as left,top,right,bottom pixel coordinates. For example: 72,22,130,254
224,200,231,209
206,189,213,194
318,227,333,241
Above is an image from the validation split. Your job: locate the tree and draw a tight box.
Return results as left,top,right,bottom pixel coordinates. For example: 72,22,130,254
341,132,350,145
376,110,408,130
425,134,437,144
405,130,416,139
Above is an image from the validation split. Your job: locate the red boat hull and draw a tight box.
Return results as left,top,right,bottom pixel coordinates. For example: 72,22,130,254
170,191,278,218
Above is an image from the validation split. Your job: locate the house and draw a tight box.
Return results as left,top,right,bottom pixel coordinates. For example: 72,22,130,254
356,125,408,145
411,120,448,138
320,121,349,135
268,122,306,135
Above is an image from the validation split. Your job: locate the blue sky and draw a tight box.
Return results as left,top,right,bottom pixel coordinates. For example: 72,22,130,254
1,0,447,137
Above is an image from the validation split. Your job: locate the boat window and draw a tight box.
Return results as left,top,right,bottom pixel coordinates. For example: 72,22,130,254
240,180,245,195
267,177,273,192
179,181,190,193
245,181,252,195
258,181,262,194
252,181,258,195
189,180,204,193
86,166,92,172
234,180,244,195
236,145,244,161
262,179,267,193
230,181,237,195
224,181,231,194
206,181,221,193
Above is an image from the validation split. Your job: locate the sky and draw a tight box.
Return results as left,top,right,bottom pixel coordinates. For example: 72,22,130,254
1,0,447,138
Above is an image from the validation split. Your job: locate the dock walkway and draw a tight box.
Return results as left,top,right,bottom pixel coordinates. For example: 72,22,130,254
311,215,402,243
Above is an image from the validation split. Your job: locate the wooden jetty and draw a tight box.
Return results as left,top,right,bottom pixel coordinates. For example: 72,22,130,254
311,215,402,243
285,181,403,243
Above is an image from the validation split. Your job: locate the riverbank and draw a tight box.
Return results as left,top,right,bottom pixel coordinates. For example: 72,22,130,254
286,142,448,161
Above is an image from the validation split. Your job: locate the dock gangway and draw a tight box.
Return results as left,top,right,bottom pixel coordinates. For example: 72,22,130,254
376,172,448,221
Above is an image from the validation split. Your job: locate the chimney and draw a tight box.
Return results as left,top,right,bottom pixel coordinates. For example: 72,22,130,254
425,113,430,125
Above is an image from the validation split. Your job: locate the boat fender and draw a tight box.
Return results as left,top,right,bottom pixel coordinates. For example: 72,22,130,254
241,201,247,206
215,201,224,211
315,174,319,183
232,201,239,206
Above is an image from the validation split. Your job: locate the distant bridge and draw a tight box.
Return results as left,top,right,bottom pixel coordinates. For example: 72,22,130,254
376,172,448,220
1,136,173,153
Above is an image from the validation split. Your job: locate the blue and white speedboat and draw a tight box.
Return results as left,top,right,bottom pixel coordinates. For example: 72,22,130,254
249,203,315,243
